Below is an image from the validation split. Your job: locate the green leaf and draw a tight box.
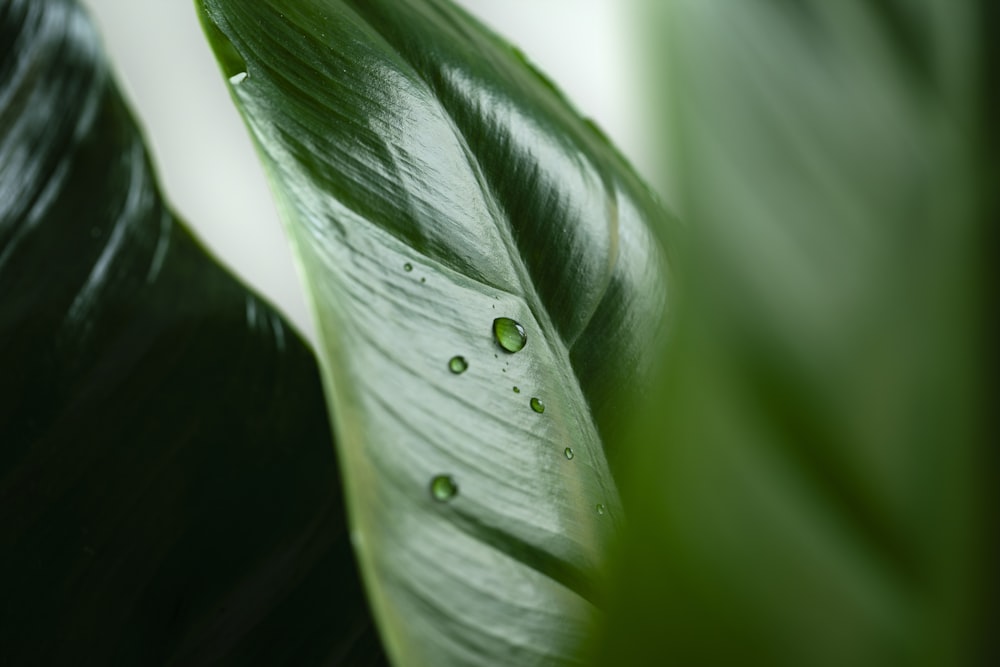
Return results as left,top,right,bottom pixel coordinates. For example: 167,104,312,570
599,1,993,665
0,1,383,663
196,0,672,664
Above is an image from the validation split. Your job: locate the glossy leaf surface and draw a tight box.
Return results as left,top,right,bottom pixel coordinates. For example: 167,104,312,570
197,1,671,665
0,1,382,663
600,1,994,665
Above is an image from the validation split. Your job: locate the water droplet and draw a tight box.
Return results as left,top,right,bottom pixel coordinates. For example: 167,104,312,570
564,447,574,460
229,71,248,85
596,503,606,515
420,277,426,283
430,475,457,502
448,356,468,374
403,262,413,272
512,386,520,393
493,317,526,352
530,397,545,413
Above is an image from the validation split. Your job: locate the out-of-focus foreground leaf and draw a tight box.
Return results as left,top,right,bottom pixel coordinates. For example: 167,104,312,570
196,0,671,664
0,1,383,663
599,1,994,665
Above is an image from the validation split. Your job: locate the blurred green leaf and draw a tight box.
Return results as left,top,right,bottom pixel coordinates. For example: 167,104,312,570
0,1,383,663
600,1,993,665
196,0,672,664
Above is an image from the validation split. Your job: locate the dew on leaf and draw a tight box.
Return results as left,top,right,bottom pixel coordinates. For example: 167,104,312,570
448,356,468,374
530,397,545,413
430,475,457,502
564,447,574,460
493,317,526,352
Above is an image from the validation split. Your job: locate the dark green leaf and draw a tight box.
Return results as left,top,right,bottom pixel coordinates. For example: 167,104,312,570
600,1,993,665
0,1,382,663
196,0,672,664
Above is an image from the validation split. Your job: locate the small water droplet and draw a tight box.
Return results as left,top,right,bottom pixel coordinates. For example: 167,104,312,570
430,475,457,502
420,277,426,283
512,386,520,393
229,71,248,85
493,317,526,352
448,356,468,374
89,227,101,238
530,397,545,413
564,447,574,460
596,503,606,515
403,262,413,272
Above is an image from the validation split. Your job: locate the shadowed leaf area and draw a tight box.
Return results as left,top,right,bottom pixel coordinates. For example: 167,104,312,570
0,1,384,664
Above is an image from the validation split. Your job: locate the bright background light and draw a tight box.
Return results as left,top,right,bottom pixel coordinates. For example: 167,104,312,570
79,1,647,341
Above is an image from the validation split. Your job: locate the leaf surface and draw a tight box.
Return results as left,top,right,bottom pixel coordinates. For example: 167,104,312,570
196,1,671,664
0,1,382,663
599,1,994,665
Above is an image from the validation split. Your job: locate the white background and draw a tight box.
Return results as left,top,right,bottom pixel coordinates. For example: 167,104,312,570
80,0,649,341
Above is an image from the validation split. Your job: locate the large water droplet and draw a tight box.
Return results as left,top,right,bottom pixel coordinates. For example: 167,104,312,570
493,317,526,353
430,475,457,502
530,397,545,413
564,447,574,460
403,262,413,272
448,356,468,374
596,503,606,515
229,71,248,85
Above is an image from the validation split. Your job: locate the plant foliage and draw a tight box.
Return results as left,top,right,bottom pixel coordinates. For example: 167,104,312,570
196,0,671,665
599,1,994,665
0,1,383,662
